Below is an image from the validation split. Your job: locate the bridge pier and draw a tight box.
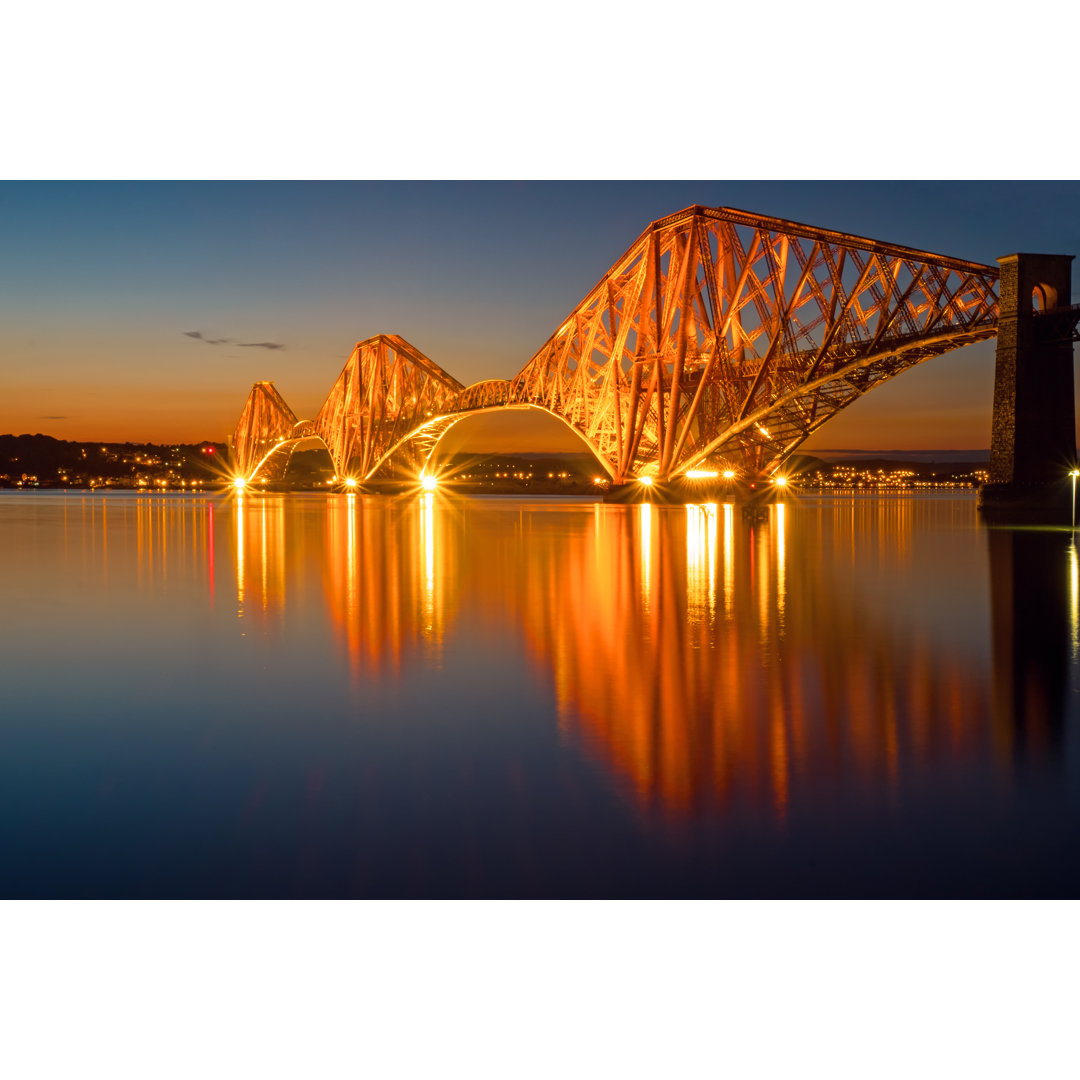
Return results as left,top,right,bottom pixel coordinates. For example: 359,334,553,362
979,253,1078,525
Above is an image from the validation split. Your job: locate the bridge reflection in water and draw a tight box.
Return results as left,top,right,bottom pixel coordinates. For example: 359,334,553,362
206,492,1079,821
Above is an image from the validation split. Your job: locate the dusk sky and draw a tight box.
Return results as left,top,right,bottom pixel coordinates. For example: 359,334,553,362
3,180,1078,451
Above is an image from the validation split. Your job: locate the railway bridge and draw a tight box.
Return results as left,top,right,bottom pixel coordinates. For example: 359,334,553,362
230,205,1078,508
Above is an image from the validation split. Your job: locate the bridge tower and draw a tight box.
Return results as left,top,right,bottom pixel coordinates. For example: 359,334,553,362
980,253,1078,523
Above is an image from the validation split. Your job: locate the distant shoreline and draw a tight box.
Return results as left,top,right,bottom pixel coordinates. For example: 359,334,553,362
804,448,989,463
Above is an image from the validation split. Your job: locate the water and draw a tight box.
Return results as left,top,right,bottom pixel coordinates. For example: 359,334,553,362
1,489,1077,897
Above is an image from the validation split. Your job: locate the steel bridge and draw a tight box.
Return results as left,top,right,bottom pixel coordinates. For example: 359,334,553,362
231,205,1002,488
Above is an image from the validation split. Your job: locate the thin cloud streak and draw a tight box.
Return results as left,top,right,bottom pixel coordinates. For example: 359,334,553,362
184,330,232,344
184,331,283,350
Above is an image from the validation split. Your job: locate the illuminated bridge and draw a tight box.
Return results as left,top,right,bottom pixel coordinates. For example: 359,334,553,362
231,205,1003,490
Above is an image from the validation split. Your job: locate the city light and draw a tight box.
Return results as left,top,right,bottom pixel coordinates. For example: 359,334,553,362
233,477,247,490
722,470,736,479
774,475,788,488
685,470,718,479
421,474,438,492
344,477,358,488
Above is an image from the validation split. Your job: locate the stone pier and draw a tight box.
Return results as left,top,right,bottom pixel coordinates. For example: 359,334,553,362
978,253,1078,525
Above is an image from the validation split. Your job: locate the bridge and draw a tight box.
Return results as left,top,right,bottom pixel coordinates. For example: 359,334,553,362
231,204,1017,492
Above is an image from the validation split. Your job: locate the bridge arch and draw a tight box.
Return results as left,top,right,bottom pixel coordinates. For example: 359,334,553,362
365,402,617,483
1032,283,1059,311
246,432,342,484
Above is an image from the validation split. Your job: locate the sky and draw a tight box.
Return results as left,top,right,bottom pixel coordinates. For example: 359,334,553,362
2,180,1078,451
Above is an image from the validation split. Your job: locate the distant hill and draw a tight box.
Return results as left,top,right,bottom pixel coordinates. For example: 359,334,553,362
0,434,226,488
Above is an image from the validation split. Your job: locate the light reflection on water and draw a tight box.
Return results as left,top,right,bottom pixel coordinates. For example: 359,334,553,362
1,490,1078,897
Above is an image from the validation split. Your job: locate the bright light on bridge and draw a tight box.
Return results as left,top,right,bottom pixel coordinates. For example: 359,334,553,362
774,475,788,488
638,476,653,487
421,474,438,492
233,477,248,491
685,470,718,479
344,477,358,488
723,470,736,479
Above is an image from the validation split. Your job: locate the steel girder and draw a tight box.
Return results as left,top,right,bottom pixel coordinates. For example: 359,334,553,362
231,206,1001,484
231,335,465,481
315,334,465,478
505,206,999,481
232,382,308,480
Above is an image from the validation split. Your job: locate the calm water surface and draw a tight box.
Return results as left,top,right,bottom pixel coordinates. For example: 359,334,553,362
2,490,1078,897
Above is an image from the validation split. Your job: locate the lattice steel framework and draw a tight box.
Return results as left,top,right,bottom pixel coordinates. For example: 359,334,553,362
232,381,305,480
315,334,464,478
505,206,999,481
231,206,1001,484
233,335,464,481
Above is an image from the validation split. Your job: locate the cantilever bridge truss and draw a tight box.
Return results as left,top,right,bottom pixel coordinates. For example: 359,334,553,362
231,205,1001,486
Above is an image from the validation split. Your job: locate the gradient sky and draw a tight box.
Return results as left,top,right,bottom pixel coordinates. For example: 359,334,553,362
2,180,1078,450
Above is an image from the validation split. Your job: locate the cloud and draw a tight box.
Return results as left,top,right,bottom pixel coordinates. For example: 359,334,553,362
184,331,283,349
184,330,234,345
